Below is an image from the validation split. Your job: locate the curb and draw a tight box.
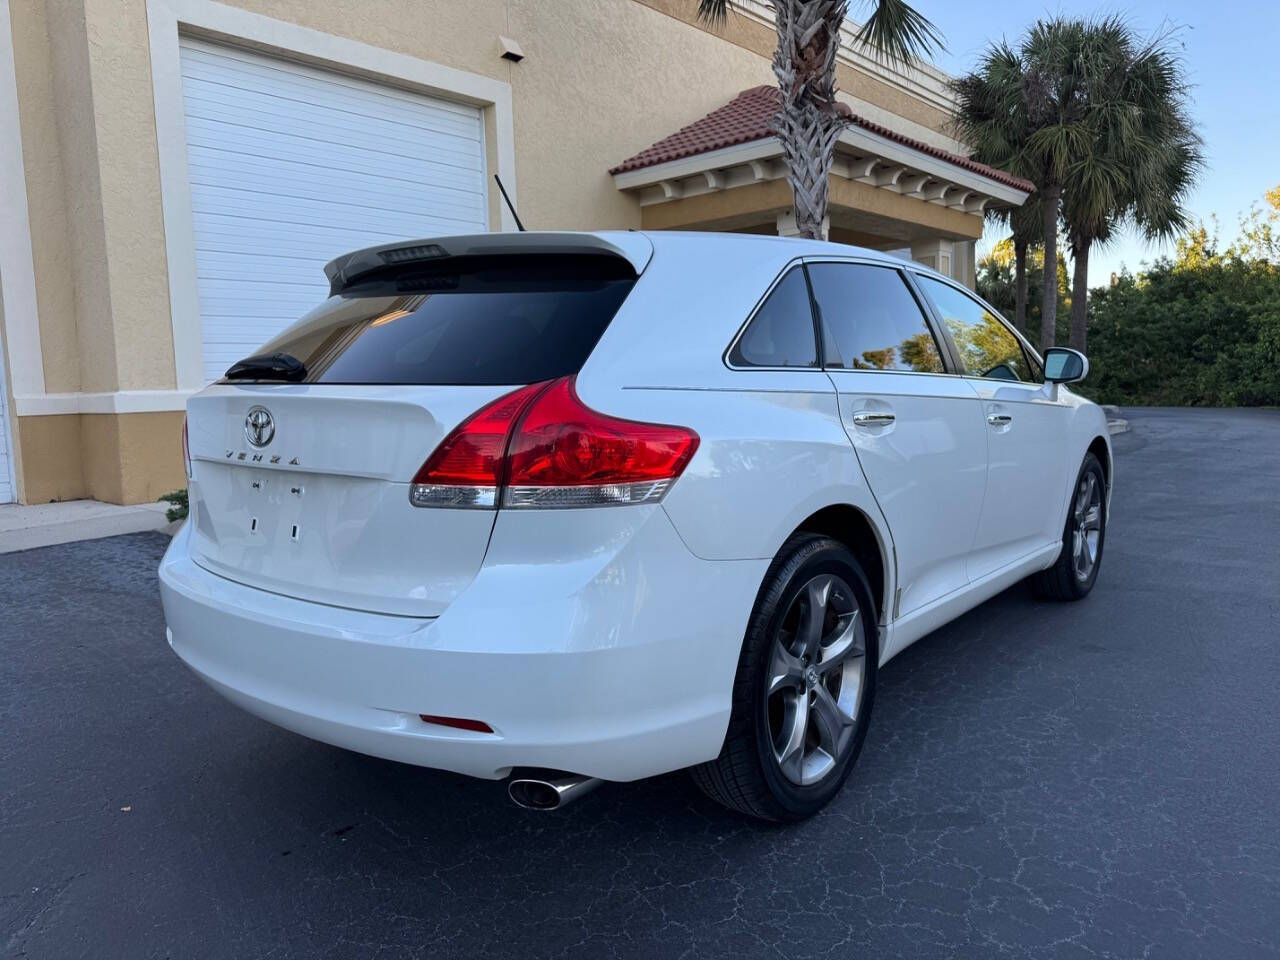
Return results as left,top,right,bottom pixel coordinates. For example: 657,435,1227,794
0,500,173,554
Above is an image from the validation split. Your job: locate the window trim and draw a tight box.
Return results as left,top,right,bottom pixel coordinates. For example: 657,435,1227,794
723,260,825,373
908,268,1046,385
801,256,961,379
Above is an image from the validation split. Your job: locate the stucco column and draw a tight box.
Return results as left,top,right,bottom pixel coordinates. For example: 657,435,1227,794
910,238,954,277
952,240,977,289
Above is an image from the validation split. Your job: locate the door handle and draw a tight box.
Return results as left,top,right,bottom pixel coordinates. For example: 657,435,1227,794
986,413,1012,426
852,411,895,427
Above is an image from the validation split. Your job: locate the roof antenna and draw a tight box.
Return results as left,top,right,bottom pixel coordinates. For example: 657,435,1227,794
494,174,525,232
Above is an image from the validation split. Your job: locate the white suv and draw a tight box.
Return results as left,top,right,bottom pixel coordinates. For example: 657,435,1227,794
159,231,1111,821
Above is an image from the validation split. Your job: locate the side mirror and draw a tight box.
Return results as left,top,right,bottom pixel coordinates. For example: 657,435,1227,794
1043,347,1089,384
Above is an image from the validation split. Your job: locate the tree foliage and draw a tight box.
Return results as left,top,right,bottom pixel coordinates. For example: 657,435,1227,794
1083,194,1280,407
953,17,1201,352
977,238,1070,342
1059,19,1202,353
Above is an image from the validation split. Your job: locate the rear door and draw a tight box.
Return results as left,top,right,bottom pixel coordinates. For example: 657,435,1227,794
807,260,988,618
912,274,1069,580
184,250,640,617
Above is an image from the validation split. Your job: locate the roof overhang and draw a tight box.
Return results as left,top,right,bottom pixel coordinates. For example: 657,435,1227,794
612,132,1032,220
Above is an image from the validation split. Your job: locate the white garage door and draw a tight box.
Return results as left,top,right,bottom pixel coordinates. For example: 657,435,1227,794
179,39,489,384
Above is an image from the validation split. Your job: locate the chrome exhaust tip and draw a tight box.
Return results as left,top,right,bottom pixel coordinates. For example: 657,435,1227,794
508,771,602,811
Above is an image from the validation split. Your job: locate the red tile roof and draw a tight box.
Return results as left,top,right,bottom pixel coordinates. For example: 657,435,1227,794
609,85,1034,194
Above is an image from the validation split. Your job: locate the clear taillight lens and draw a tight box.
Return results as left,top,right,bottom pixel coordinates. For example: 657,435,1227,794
409,376,699,509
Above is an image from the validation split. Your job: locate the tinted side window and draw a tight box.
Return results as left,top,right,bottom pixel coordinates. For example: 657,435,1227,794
807,263,944,373
729,268,818,368
916,275,1040,383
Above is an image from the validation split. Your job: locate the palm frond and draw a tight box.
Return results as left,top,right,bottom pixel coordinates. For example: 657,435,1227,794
696,0,729,27
853,0,944,67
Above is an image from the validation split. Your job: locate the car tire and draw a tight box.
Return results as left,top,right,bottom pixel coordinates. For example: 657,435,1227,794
1032,452,1107,601
691,534,878,822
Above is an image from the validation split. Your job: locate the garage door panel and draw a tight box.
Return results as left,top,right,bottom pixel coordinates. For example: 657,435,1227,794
188,191,485,236
182,132,484,190
187,171,486,223
180,46,483,133
181,82,484,147
189,209,478,258
181,100,484,167
179,37,488,384
184,141,485,203
192,232,409,264
185,153,485,205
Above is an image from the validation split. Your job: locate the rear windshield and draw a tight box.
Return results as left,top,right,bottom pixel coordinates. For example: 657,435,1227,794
243,254,636,385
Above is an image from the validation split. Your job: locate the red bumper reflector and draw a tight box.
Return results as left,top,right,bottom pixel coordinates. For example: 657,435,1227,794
418,714,494,733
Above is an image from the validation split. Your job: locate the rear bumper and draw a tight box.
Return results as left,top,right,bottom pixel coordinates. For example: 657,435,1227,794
159,511,765,782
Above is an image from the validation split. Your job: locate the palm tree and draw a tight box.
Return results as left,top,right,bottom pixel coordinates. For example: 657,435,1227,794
1060,20,1202,352
952,21,1101,352
951,42,1042,335
697,0,943,240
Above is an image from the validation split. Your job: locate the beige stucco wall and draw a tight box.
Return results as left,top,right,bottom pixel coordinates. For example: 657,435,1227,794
5,0,969,503
10,0,82,394
16,411,185,504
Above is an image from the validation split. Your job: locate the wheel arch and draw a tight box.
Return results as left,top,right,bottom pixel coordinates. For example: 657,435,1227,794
1088,434,1111,491
790,504,891,626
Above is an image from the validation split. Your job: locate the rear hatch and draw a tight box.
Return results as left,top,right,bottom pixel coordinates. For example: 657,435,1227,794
184,234,650,617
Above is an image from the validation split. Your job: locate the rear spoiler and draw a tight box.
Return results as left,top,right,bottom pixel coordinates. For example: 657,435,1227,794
323,231,653,296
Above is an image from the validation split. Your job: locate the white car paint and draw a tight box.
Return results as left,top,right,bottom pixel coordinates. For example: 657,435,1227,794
159,230,1111,783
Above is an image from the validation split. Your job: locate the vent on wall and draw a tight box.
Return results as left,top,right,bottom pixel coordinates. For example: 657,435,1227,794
498,36,524,63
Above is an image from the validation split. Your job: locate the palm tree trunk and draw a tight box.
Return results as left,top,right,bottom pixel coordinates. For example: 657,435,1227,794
1013,236,1028,334
770,0,849,240
1069,237,1090,353
1039,184,1061,351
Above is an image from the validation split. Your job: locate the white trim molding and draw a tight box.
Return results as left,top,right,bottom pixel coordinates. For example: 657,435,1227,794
146,0,518,392
612,133,1032,214
0,0,43,398
14,389,196,417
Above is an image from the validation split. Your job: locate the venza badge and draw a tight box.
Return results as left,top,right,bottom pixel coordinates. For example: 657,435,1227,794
244,405,275,448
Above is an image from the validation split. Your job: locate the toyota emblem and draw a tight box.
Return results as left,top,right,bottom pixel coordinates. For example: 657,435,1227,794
244,406,275,448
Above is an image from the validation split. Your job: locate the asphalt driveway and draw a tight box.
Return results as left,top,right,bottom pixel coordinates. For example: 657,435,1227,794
3,407,1279,959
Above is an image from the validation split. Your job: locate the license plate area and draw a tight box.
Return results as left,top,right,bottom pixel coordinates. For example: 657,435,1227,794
237,470,309,544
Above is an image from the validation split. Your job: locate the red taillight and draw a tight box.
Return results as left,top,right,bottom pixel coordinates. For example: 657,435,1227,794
182,416,192,480
504,378,699,507
409,376,699,509
409,381,547,507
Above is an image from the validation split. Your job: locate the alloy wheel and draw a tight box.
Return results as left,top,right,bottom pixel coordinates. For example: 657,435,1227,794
1072,472,1103,582
766,574,866,786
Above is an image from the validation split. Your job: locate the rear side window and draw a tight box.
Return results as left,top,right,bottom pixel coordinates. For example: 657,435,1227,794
246,254,636,385
728,268,818,368
807,263,945,373
916,275,1041,383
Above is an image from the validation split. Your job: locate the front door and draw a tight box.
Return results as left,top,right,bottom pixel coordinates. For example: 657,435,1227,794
807,261,988,619
913,274,1070,580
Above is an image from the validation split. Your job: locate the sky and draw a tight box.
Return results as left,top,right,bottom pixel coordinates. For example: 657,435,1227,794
920,0,1280,285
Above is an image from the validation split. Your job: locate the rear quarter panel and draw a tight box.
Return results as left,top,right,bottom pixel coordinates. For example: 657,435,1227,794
575,233,893,576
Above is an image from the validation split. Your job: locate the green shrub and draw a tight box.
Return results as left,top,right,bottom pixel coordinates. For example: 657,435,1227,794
158,489,189,523
1086,251,1280,406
